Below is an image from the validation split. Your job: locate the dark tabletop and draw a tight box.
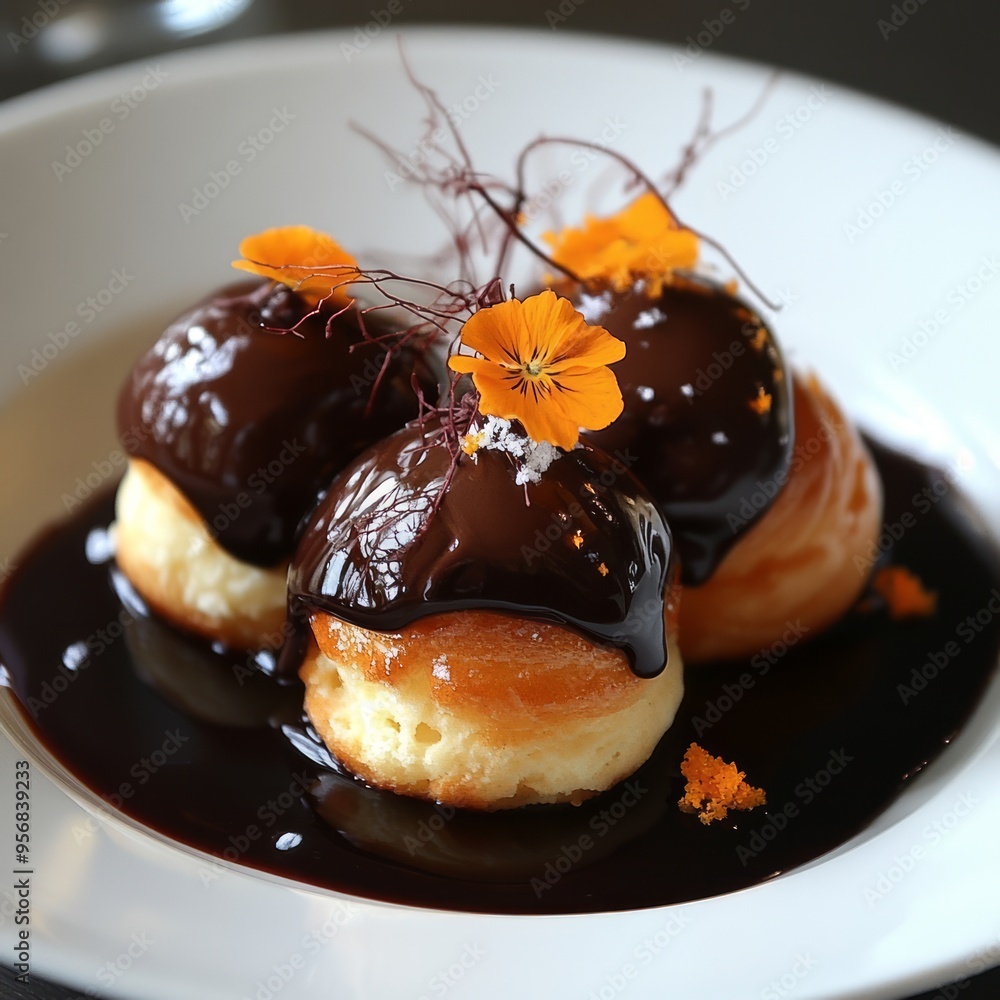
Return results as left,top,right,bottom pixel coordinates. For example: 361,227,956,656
1,0,998,997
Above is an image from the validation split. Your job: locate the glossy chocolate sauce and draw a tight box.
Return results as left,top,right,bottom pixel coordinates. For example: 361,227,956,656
117,280,432,566
286,420,672,678
579,278,792,584
1,443,999,915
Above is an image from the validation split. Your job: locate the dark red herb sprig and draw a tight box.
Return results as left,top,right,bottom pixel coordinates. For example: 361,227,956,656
356,43,781,311
240,252,498,421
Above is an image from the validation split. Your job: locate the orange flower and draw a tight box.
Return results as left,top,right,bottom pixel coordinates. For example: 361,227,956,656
232,225,359,306
448,289,625,450
543,191,699,295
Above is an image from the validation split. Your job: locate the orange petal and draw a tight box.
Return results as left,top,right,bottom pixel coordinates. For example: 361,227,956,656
232,225,358,306
447,356,475,377
616,191,675,239
469,364,581,451
457,297,531,367
547,365,624,435
460,291,625,370
544,192,699,293
520,290,625,368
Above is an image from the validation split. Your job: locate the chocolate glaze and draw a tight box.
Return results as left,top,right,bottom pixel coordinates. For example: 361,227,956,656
2,443,998,914
117,280,431,567
287,420,672,678
577,278,792,584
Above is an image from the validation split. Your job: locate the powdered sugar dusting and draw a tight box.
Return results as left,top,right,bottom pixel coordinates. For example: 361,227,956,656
634,307,668,330
471,416,560,486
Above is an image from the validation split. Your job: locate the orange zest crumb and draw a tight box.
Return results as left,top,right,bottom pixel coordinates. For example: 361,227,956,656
460,431,484,456
748,386,773,415
873,566,938,619
678,743,766,825
749,327,768,352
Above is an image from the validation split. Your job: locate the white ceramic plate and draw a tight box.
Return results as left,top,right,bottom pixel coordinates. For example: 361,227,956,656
1,28,999,1000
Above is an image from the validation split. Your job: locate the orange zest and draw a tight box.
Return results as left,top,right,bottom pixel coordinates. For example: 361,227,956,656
232,225,359,306
678,743,766,825
543,191,699,296
447,289,625,450
873,566,938,619
749,386,773,415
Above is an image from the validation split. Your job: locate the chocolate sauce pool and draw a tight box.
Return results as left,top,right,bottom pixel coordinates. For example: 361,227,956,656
2,443,999,915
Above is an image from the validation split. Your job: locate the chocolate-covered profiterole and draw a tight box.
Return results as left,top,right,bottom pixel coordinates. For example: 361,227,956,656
576,277,792,585
4,442,1000,911
118,279,429,567
287,419,674,678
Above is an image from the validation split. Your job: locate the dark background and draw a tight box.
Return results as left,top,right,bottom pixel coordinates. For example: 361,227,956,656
1,0,997,997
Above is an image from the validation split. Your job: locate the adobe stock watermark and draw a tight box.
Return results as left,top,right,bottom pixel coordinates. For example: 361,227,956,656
7,0,71,54
517,117,629,225
737,750,853,866
877,0,932,40
383,76,501,191
896,588,1000,705
95,932,155,991
402,803,458,856
727,410,847,534
887,254,999,371
843,126,957,243
760,954,818,1000
863,791,977,906
545,0,585,29
178,107,296,223
673,0,752,69
716,85,831,201
682,315,780,400
70,729,190,850
690,620,810,736
416,944,486,1000
531,779,647,897
51,66,170,180
60,423,151,513
239,901,355,1000
23,607,141,718
17,267,136,384
70,794,130,848
853,469,954,575
586,912,693,1000
340,1,412,62
520,447,638,566
196,772,313,887
348,341,411,396
208,438,306,539
926,933,1000,999
232,618,295,685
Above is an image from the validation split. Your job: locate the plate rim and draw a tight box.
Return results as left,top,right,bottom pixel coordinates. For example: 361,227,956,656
1,24,999,1000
